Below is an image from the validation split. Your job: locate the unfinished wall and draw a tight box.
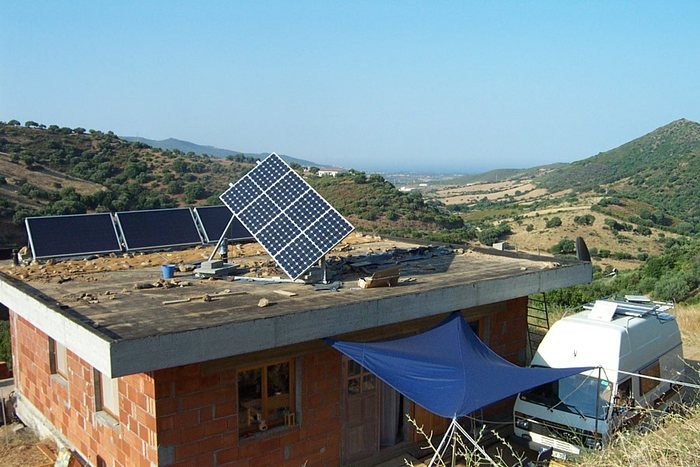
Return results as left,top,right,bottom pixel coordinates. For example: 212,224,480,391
482,297,529,365
154,347,342,466
10,311,159,466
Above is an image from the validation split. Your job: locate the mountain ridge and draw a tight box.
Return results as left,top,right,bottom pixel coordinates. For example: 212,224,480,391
121,136,334,169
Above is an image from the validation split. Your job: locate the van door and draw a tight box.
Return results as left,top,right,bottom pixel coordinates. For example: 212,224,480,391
610,378,635,430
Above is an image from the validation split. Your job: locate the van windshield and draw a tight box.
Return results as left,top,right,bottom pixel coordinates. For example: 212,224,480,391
519,373,612,420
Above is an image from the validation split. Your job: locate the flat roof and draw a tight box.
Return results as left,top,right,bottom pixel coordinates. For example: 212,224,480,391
0,235,591,377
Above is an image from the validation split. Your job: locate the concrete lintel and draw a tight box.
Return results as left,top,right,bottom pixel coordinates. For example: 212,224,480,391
0,278,112,376
109,263,591,376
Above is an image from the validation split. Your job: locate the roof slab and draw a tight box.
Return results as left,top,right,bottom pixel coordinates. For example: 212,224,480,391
0,240,591,377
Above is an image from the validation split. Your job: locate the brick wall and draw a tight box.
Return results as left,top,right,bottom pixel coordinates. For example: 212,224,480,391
8,296,529,466
10,311,158,466
154,347,342,466
485,297,529,365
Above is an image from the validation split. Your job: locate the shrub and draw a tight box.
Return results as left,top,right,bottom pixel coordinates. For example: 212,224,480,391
653,272,692,302
574,214,595,225
525,224,534,232
545,216,562,228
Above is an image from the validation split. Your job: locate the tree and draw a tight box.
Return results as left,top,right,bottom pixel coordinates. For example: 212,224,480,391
184,183,209,203
24,120,39,128
549,238,576,255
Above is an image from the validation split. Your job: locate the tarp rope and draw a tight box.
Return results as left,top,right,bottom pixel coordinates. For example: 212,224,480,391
613,369,700,390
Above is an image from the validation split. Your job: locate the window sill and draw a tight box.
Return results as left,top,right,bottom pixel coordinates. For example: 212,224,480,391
95,411,120,430
50,374,68,389
238,424,299,444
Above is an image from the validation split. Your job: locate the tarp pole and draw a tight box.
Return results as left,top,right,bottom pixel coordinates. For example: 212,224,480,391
451,427,457,467
427,418,456,467
427,417,499,467
453,419,499,467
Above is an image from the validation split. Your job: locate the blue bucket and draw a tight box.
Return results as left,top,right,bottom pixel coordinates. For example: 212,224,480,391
161,264,176,279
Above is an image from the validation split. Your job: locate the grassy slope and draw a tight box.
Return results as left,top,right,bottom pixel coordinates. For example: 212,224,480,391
537,119,700,231
434,163,566,185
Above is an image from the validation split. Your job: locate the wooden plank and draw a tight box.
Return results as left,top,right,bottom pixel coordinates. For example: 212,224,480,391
273,290,297,297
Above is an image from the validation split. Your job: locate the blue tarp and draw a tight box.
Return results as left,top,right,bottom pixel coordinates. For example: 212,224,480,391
328,313,592,418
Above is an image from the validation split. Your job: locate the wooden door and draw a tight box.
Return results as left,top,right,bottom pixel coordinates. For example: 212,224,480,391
410,403,450,442
342,357,380,465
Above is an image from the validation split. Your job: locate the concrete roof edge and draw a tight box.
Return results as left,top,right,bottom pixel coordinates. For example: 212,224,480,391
0,272,113,375
108,262,592,377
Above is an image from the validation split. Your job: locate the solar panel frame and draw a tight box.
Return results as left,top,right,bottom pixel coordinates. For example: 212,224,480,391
220,153,354,280
115,207,204,251
192,205,254,244
25,213,122,260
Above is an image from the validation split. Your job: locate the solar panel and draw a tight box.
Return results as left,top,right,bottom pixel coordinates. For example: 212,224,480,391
115,208,203,251
220,153,354,279
193,205,254,243
25,213,122,260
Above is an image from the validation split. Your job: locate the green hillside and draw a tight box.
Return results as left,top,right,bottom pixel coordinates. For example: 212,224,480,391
538,118,700,233
0,121,475,248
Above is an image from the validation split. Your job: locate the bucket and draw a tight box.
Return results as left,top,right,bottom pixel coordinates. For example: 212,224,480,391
161,264,176,279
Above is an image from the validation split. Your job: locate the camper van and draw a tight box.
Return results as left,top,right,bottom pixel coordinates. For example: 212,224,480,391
513,298,685,460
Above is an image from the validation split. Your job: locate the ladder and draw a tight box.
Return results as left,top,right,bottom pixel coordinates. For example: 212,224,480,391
527,293,550,362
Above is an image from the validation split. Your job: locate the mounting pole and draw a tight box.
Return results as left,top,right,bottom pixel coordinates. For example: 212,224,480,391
208,215,237,262
320,256,328,284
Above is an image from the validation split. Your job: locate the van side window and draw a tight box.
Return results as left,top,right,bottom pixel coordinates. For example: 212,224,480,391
614,379,633,409
638,361,661,396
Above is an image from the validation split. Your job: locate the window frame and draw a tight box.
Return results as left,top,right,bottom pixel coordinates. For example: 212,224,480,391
638,360,661,396
237,358,296,438
48,337,68,379
93,369,120,419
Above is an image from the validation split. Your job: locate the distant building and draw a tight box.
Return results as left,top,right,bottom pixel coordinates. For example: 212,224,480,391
317,168,343,177
0,240,590,466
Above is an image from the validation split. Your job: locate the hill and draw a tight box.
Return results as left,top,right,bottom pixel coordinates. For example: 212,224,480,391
537,118,700,233
121,136,331,169
434,163,566,186
0,121,473,248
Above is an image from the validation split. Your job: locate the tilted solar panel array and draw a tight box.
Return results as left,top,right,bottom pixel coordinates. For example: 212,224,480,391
220,153,354,279
115,208,203,251
193,205,254,243
25,213,122,260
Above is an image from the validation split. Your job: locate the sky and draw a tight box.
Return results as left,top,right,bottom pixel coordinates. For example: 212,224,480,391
2,1,700,173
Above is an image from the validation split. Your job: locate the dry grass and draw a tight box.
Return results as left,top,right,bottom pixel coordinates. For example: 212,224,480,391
572,409,700,466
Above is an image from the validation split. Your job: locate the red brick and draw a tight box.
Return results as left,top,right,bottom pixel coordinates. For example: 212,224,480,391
215,447,240,465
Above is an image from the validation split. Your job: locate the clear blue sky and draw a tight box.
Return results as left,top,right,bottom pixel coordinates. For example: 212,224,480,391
2,1,699,173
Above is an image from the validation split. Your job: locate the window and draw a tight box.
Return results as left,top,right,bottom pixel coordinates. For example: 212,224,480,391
346,359,376,396
48,338,68,378
238,359,295,438
94,369,120,418
639,361,661,395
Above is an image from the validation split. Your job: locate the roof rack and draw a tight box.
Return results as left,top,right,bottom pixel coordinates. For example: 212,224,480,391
583,297,674,321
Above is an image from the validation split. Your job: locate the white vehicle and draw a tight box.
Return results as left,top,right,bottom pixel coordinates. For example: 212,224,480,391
513,298,685,460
